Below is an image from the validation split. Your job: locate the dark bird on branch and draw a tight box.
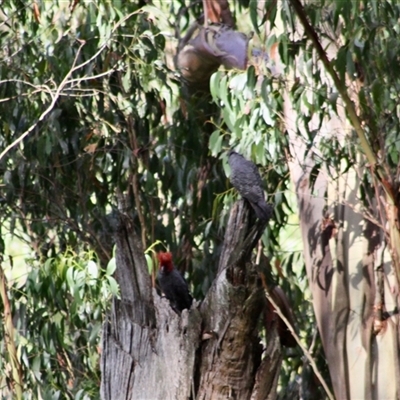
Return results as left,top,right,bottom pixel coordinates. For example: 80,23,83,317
157,252,193,313
228,150,273,222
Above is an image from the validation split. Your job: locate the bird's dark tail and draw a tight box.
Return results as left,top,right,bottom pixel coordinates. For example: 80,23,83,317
251,201,273,222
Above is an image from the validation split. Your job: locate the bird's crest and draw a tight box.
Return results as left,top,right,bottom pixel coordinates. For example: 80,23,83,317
157,251,174,272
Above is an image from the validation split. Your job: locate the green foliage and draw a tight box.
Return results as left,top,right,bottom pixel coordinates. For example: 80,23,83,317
0,0,233,392
278,0,400,185
0,249,116,399
0,0,226,287
2,0,399,397
209,66,289,215
0,0,309,396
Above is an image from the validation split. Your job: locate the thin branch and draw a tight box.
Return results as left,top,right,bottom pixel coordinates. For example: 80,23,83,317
0,40,85,162
0,78,51,88
0,9,143,162
65,68,117,86
0,89,43,103
264,289,335,400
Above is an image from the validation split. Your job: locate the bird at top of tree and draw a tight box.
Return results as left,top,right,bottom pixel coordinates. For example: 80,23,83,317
228,150,273,222
157,252,193,314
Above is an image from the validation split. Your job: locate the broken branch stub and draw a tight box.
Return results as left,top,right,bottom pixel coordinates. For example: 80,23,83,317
197,200,279,400
203,0,234,27
100,207,201,399
177,23,249,90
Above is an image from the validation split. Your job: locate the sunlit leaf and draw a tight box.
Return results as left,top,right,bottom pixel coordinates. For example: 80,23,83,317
106,276,120,297
209,130,224,156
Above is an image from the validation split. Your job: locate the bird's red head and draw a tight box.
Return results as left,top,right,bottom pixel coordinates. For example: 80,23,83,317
157,252,174,272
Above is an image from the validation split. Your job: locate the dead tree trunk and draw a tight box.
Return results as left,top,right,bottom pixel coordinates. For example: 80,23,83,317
197,201,281,400
100,199,282,400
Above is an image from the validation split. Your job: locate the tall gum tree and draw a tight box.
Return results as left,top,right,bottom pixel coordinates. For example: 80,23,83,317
279,1,400,398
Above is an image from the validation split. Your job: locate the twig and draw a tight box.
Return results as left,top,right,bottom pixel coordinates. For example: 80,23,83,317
264,289,335,400
0,9,142,162
0,40,85,162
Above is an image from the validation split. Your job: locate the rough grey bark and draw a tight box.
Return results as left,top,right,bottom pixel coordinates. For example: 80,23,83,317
101,199,282,400
196,201,279,400
100,210,202,399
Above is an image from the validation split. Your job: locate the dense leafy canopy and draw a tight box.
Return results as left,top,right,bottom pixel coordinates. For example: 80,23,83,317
2,250,117,398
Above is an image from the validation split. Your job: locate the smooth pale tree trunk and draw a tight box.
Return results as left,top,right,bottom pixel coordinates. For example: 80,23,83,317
100,199,282,400
285,94,400,399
